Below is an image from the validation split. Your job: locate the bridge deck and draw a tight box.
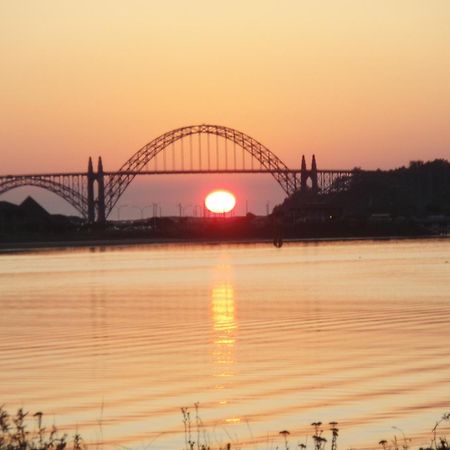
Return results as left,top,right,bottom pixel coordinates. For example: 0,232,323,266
1,169,356,177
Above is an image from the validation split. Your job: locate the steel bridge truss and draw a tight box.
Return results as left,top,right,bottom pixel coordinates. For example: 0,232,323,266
0,124,355,222
0,173,88,217
105,124,300,216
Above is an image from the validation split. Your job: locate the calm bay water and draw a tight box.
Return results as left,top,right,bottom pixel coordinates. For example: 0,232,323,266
1,239,450,449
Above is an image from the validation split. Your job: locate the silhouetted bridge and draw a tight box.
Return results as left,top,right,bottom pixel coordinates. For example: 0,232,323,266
0,124,356,223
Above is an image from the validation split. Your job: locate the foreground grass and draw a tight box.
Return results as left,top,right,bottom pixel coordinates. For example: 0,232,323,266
180,405,450,450
1,405,449,450
0,407,85,450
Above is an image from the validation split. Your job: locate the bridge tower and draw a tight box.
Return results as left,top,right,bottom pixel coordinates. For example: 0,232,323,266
97,157,106,223
311,154,318,194
300,154,319,194
301,155,308,192
87,156,106,224
87,157,95,223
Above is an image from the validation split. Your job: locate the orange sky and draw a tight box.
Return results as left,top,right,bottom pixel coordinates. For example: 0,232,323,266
1,1,450,215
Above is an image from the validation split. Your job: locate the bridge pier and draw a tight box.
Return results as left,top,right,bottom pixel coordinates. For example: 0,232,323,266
311,154,318,193
301,155,308,192
97,157,106,223
86,156,106,224
300,154,319,194
87,158,95,223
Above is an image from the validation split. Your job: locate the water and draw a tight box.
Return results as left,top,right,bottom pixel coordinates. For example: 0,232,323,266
1,239,450,449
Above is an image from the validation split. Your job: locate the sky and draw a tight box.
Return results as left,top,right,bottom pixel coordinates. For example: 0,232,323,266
1,0,450,217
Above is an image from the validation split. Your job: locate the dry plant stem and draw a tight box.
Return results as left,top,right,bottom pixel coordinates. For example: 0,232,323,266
0,406,86,450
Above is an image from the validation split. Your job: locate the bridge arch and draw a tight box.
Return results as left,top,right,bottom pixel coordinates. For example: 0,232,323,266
0,176,88,217
105,124,296,216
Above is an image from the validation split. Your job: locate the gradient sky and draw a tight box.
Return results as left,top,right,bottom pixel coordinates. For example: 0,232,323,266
1,1,450,216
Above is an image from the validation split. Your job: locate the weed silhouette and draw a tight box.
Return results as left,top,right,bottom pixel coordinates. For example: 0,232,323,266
0,406,86,450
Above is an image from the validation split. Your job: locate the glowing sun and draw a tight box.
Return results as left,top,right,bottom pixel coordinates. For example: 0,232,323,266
205,190,236,214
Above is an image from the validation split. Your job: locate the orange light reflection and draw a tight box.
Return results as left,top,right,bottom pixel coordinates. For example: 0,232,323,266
211,283,237,380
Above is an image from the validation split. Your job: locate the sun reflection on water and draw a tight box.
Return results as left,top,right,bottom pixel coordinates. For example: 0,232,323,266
211,283,237,381
212,284,236,333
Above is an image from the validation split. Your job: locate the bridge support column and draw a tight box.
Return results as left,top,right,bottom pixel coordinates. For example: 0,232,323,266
300,155,308,193
87,157,95,223
96,157,106,224
85,156,106,224
311,154,318,194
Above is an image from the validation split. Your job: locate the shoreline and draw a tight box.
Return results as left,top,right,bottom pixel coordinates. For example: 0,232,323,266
0,234,448,254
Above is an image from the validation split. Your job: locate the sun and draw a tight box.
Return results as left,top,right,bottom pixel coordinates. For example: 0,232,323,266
205,190,236,214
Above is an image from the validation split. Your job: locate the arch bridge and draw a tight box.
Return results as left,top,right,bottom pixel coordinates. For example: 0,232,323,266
0,124,355,223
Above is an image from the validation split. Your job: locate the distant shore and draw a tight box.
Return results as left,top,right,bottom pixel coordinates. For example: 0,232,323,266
0,234,448,254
